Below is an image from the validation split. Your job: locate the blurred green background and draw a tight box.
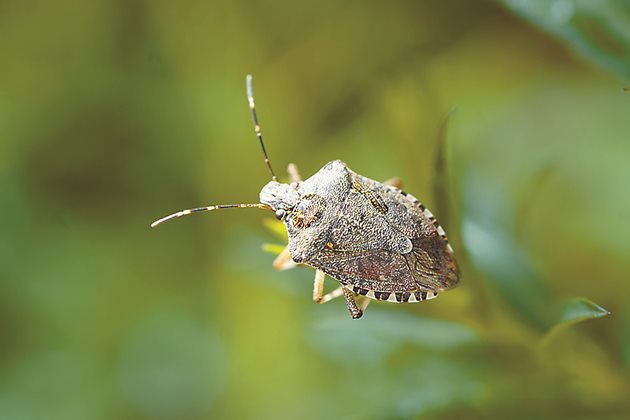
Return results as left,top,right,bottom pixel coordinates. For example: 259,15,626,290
1,0,629,418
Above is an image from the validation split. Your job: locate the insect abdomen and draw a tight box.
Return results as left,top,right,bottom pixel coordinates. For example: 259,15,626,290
345,284,438,303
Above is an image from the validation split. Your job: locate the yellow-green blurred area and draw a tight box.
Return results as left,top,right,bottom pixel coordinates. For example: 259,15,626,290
1,0,630,418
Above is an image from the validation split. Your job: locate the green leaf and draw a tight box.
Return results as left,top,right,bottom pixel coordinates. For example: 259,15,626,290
502,0,630,78
543,297,610,343
261,243,285,255
460,168,554,330
262,218,288,240
432,108,457,231
306,309,478,365
557,297,610,325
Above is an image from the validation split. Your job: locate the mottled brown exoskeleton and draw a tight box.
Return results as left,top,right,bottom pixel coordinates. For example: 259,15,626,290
152,75,460,319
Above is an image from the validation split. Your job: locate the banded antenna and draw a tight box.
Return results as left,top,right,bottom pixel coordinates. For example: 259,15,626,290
247,74,277,181
150,75,276,228
151,203,270,228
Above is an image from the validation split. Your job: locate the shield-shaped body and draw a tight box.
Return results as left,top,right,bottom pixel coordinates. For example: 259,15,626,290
277,160,460,303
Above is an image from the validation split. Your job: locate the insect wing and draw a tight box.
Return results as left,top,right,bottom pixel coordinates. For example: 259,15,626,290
310,169,459,293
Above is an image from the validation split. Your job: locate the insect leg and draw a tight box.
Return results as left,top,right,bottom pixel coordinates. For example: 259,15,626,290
312,270,326,303
342,287,362,319
320,287,344,303
383,177,403,188
272,246,298,271
312,270,345,304
287,163,302,184
360,296,371,313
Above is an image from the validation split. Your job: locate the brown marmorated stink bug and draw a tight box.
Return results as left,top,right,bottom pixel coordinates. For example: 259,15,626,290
152,75,460,319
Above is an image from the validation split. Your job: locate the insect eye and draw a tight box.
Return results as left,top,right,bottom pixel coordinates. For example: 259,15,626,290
274,210,285,220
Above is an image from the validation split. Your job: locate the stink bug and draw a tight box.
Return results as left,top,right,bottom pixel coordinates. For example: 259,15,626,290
152,75,460,319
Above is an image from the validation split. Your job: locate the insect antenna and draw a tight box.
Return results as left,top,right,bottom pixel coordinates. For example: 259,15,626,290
151,76,280,228
151,203,271,228
247,74,277,181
